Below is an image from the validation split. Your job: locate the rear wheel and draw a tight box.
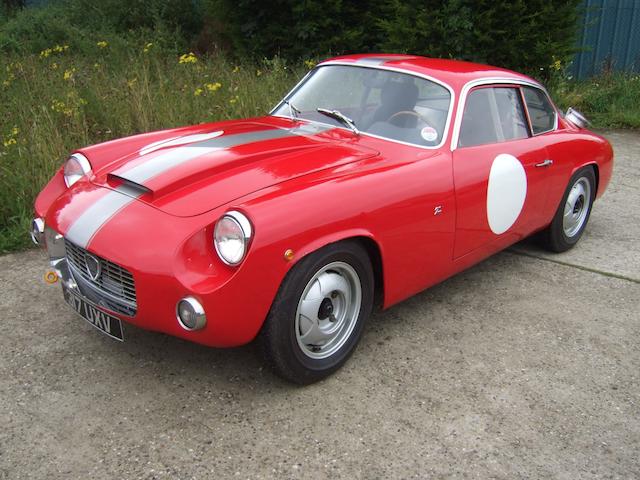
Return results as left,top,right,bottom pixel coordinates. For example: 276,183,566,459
540,167,596,253
260,241,374,384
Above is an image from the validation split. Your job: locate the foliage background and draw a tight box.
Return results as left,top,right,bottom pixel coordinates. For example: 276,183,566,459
1,0,639,253
2,0,583,78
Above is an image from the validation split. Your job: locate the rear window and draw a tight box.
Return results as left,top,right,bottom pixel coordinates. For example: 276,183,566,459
523,87,556,134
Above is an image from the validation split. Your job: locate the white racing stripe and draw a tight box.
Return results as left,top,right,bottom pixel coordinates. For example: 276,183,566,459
65,124,330,248
65,185,142,248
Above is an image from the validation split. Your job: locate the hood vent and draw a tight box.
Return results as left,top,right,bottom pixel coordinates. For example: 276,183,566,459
107,174,152,197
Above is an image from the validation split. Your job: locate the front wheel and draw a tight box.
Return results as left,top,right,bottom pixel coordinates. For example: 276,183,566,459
259,241,374,384
540,166,596,253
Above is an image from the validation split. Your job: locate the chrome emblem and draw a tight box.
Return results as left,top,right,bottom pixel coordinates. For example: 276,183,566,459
434,205,443,216
85,254,101,281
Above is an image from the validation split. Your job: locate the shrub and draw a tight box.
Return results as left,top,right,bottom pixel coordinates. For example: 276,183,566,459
207,0,581,78
0,0,203,54
379,0,582,79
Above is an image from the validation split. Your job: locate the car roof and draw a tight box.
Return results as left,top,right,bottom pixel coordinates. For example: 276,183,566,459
320,54,542,91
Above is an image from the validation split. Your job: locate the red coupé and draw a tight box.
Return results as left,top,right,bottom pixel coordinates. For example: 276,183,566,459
32,54,613,383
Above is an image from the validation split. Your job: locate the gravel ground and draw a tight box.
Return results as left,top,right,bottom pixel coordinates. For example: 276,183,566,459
1,130,638,480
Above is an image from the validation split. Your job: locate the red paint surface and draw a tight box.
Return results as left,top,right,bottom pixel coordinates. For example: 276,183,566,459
34,55,614,347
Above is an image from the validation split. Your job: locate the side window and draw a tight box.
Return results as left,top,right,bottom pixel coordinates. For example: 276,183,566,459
494,88,529,141
458,87,529,148
458,89,498,147
523,87,556,134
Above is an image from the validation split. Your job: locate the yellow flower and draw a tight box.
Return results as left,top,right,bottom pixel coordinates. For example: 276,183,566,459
143,42,153,53
194,87,203,96
3,138,17,147
127,78,138,88
41,45,69,58
11,126,19,136
256,69,262,76
51,62,58,70
51,99,74,117
178,52,198,64
205,82,222,92
97,41,108,49
63,68,76,81
229,95,239,104
232,65,240,73
304,59,316,69
93,63,101,69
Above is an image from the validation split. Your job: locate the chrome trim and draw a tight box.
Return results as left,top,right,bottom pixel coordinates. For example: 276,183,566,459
535,159,554,168
85,254,101,280
214,211,253,266
450,77,558,151
44,227,73,289
226,210,253,240
565,107,590,129
176,296,207,331
64,153,92,187
31,217,45,246
68,261,137,312
64,240,137,316
270,62,456,151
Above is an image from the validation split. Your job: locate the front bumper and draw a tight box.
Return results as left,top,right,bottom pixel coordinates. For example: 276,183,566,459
39,214,278,348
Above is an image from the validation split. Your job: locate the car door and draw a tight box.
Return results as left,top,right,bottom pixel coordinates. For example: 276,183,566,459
452,84,551,259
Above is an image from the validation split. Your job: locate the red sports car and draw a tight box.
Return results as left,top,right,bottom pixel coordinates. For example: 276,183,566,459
32,54,613,384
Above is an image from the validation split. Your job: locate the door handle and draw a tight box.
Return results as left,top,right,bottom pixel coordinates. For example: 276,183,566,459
535,159,554,168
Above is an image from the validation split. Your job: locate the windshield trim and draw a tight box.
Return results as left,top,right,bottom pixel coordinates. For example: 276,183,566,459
270,62,456,150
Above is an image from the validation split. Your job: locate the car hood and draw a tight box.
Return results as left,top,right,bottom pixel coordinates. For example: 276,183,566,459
84,118,378,217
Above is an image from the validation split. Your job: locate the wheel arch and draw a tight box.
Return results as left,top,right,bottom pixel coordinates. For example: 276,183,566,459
571,161,599,197
291,231,385,309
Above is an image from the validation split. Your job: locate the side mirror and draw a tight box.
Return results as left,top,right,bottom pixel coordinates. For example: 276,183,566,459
565,107,590,129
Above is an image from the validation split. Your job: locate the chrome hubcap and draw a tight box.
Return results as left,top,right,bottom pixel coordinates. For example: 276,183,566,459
295,261,362,359
563,177,591,238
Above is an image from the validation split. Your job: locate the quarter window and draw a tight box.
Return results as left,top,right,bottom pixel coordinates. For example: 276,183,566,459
458,87,529,148
523,87,556,134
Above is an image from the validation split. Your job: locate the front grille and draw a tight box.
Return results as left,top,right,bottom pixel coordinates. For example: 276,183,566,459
65,241,137,316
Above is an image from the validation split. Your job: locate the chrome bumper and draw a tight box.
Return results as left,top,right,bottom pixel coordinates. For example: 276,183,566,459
44,227,137,316
45,227,76,290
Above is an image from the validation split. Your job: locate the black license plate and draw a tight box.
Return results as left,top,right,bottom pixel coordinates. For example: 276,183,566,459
63,287,124,341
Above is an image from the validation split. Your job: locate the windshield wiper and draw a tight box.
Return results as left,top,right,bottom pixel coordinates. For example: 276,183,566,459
283,100,301,120
316,108,360,135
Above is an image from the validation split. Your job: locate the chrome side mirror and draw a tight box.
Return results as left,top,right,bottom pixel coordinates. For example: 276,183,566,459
565,107,590,129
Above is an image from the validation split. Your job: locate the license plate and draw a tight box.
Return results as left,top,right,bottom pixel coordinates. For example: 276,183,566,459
63,287,124,341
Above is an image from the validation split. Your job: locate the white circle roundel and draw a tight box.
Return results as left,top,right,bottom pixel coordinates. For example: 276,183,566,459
486,153,528,234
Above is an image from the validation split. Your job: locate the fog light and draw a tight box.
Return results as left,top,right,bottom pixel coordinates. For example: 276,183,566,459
31,218,45,246
176,297,206,331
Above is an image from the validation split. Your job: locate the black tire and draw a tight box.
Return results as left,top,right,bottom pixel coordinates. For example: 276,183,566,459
259,241,374,384
540,166,596,253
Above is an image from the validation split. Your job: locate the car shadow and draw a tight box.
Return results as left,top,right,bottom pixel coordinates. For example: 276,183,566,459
80,249,526,392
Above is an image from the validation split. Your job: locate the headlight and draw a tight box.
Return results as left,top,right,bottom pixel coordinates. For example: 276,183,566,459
63,153,92,187
214,211,252,265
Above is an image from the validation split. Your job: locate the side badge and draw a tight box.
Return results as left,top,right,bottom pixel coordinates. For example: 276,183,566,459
434,205,443,216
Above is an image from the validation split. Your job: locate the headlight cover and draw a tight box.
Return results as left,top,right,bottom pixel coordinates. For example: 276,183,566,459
214,211,253,265
63,153,92,187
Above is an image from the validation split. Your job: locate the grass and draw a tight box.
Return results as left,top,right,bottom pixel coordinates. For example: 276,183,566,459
0,43,305,253
549,72,640,129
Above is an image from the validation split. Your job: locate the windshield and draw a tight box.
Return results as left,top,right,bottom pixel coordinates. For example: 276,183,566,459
272,65,452,147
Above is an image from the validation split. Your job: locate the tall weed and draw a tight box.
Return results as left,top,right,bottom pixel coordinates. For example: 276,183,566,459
1,43,305,252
